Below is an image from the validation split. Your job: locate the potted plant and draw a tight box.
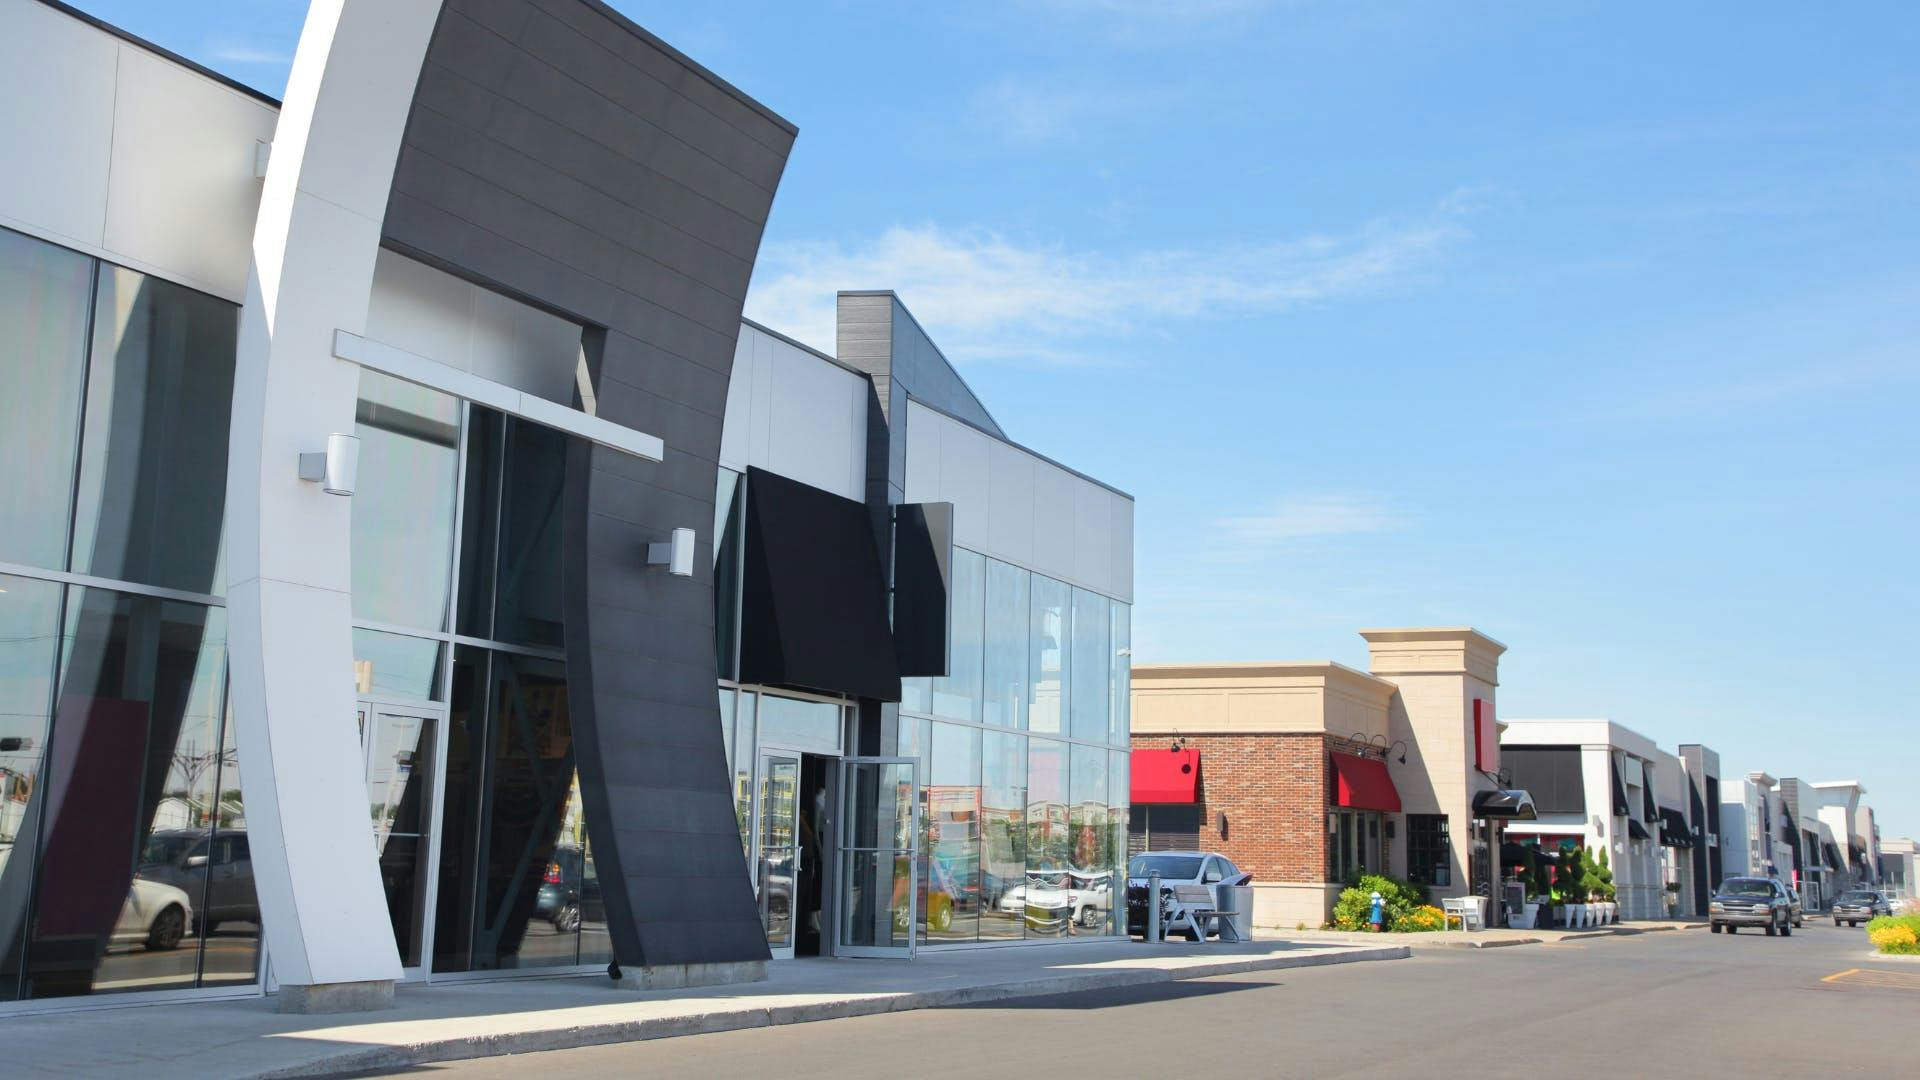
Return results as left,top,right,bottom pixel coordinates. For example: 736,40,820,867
1594,848,1617,923
1559,845,1588,927
1513,849,1547,929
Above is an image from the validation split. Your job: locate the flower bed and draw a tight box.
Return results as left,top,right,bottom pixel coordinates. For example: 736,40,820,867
1866,914,1920,955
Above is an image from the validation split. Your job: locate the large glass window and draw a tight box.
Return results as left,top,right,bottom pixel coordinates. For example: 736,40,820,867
1025,738,1069,938
1407,814,1451,888
0,228,92,572
69,264,235,596
1028,576,1070,735
923,721,980,943
757,693,843,756
1069,744,1111,933
352,370,460,631
352,628,445,702
980,730,1026,940
1069,589,1110,743
1110,604,1131,746
0,587,250,999
932,550,984,724
982,559,1028,729
0,574,64,999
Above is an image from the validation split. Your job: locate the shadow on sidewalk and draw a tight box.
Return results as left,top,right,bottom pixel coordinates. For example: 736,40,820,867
940,974,1280,1011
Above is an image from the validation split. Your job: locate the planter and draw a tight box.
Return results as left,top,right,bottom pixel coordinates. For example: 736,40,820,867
1512,902,1539,930
1553,905,1568,928
1571,903,1587,928
1607,901,1618,924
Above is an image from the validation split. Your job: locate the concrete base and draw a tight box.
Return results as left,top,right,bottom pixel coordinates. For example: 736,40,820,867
277,979,396,1014
616,960,767,991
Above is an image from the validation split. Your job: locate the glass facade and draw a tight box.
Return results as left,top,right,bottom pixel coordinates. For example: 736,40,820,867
902,551,1131,943
0,227,257,1001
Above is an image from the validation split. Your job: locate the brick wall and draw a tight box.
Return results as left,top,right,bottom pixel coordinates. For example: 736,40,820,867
1132,733,1334,885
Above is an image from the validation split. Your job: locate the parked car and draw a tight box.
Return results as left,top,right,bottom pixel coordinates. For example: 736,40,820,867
1832,890,1893,927
0,845,194,951
1785,887,1804,928
1125,851,1249,939
1708,876,1795,937
139,828,258,935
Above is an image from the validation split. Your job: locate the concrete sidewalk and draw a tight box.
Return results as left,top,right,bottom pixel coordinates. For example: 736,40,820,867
1270,917,1708,950
10,938,1404,1079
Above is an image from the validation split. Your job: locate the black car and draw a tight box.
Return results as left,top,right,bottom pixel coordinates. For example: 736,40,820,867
1708,876,1795,937
1832,890,1893,927
534,844,603,932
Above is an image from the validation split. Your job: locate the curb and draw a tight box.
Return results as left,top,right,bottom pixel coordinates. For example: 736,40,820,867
252,946,1408,1078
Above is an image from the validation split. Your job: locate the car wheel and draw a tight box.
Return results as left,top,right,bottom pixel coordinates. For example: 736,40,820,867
1780,921,1792,937
1725,925,1736,934
1834,918,1841,927
1764,920,1777,937
1710,923,1720,934
1180,928,1200,942
929,895,953,933
1076,906,1102,929
554,902,582,934
146,905,187,951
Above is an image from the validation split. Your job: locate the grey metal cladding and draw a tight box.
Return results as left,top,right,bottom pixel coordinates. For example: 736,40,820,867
384,0,794,969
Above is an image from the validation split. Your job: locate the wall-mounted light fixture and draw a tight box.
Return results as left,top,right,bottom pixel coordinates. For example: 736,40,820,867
1386,739,1408,765
1218,812,1229,841
297,433,360,496
1169,735,1186,753
647,527,696,577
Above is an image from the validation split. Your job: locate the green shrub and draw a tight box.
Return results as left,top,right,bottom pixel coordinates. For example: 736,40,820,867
1866,914,1920,955
1331,874,1430,931
1593,848,1617,901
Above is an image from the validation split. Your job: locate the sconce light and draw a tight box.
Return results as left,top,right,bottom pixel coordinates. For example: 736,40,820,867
647,527,696,577
297,433,360,496
1218,812,1229,840
1387,739,1408,765
1327,813,1339,835
1169,736,1186,753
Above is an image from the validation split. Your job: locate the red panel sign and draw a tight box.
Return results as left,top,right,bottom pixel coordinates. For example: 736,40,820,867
1475,699,1500,774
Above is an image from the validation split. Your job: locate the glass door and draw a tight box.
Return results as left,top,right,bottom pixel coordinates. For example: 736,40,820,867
756,751,802,960
837,757,918,958
359,703,444,978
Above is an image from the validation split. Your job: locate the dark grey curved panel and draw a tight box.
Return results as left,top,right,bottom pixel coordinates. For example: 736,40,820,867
383,0,794,968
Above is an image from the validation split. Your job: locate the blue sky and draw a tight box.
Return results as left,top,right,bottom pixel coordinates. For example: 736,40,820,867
84,1,1918,836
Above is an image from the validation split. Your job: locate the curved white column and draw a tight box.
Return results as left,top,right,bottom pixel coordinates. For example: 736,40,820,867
227,0,444,993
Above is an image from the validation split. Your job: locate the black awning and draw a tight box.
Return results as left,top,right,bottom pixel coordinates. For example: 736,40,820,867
1627,818,1653,842
1658,807,1694,848
738,467,901,702
1610,756,1630,816
1472,789,1538,821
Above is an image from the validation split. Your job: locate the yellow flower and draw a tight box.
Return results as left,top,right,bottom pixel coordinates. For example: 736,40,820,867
1869,925,1917,950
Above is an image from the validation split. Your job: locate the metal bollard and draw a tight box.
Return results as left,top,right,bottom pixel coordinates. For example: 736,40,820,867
1146,871,1162,942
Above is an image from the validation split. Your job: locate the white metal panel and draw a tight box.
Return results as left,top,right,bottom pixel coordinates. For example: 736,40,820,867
365,249,475,370
747,327,774,470
1030,464,1078,584
1108,492,1135,604
765,330,864,500
1072,479,1112,592
718,331,753,470
104,47,275,301
937,412,991,552
467,277,581,405
903,400,940,502
985,437,1036,570
0,0,116,251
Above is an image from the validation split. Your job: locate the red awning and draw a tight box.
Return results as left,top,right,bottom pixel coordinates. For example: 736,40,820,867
1330,751,1402,813
1131,748,1201,803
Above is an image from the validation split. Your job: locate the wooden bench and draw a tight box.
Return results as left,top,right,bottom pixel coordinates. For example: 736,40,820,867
1167,884,1243,942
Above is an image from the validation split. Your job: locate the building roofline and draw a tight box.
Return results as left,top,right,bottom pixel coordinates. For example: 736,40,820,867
1357,626,1509,654
1132,659,1395,691
39,0,282,107
739,317,868,379
837,289,1002,434
905,393,1134,502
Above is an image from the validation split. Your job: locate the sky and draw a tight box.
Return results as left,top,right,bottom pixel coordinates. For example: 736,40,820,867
80,1,1919,837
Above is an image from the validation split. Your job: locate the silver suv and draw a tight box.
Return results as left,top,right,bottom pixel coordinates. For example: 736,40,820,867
1709,877,1794,937
1832,890,1892,927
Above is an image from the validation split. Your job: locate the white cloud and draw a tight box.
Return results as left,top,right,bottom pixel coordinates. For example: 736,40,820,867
972,75,1185,144
745,205,1467,365
1215,492,1407,545
207,41,291,65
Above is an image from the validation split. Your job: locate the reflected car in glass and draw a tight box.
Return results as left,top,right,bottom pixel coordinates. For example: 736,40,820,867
533,845,604,933
138,829,258,935
1125,852,1248,939
1,845,194,952
996,869,1112,930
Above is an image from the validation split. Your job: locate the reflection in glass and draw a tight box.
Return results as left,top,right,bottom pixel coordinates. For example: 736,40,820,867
1025,739,1069,938
1028,576,1070,734
757,694,842,755
70,264,236,596
14,590,226,997
1110,603,1132,746
492,420,567,649
352,369,460,631
899,676,931,716
923,722,980,943
0,575,66,1000
0,228,91,572
758,755,799,947
731,690,754,856
197,698,260,986
933,550,984,723
980,730,1027,940
1070,589,1111,743
840,760,914,949
982,559,1028,729
431,646,488,974
363,709,436,967
352,628,445,702
1070,744,1112,934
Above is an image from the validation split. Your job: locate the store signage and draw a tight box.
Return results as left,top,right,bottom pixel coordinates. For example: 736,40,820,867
1474,699,1499,774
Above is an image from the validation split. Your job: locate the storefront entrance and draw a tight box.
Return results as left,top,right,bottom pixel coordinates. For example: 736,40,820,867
356,700,447,981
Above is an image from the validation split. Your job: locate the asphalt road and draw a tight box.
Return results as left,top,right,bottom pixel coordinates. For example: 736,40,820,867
396,922,1914,1079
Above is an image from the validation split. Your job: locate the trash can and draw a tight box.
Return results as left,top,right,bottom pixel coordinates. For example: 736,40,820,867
1215,884,1255,941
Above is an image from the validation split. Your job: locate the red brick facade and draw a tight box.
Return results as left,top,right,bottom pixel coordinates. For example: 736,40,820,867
1132,733,1354,885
